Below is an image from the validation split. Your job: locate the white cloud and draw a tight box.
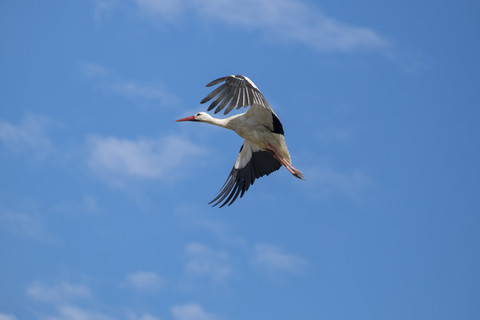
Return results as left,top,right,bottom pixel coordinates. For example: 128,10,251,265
25,281,164,320
135,0,184,21
126,271,165,291
0,210,51,241
79,62,108,79
308,165,371,197
171,303,216,320
133,0,388,51
0,113,54,157
83,194,100,214
110,81,177,104
43,305,114,320
37,305,162,320
140,316,160,320
184,243,231,282
128,313,161,320
26,282,91,303
193,219,248,249
87,135,204,185
79,61,177,105
0,313,17,320
252,243,306,273
94,0,119,20
315,127,353,145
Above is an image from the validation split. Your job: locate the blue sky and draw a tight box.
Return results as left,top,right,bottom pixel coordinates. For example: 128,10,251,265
1,0,479,319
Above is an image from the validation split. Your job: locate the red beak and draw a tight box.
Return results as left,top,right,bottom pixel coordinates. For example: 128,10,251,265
175,115,196,122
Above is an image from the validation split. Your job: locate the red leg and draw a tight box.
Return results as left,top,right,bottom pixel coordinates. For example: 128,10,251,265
269,145,305,180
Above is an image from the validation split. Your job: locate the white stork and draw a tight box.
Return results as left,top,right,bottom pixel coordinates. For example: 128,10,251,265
176,75,304,207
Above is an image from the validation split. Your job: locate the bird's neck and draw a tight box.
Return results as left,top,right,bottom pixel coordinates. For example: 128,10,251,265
204,116,231,129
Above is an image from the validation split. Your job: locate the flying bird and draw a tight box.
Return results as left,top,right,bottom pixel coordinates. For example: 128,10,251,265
176,75,304,207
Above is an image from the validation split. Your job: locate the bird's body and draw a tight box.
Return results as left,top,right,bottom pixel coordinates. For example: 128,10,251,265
196,111,292,163
176,75,304,207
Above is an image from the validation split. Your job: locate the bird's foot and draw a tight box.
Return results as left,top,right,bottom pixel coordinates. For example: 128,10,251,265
292,168,305,180
272,153,305,180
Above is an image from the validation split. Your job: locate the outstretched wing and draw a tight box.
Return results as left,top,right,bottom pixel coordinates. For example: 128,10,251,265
200,75,273,115
210,141,281,208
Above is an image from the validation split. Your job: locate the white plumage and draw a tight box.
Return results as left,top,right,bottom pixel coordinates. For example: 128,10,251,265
176,75,304,207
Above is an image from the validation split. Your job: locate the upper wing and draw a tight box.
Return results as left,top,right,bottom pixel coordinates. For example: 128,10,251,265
210,141,281,208
200,75,273,115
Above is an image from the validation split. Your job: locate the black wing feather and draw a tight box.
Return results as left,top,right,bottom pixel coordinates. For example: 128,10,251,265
202,83,227,105
206,76,228,87
201,75,272,115
224,87,240,114
214,86,234,114
209,142,282,207
207,85,231,112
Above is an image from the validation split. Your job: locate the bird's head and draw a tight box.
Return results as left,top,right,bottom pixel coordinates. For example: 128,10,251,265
175,112,212,123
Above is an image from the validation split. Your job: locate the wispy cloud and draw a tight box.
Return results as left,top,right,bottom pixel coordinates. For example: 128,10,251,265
43,305,114,320
314,126,353,145
307,165,371,197
52,193,102,218
0,313,17,320
0,113,54,157
0,210,51,241
110,81,177,104
34,304,161,320
94,0,119,20
79,61,177,105
181,218,248,249
128,313,161,320
79,61,108,78
126,271,165,291
133,0,389,51
25,280,164,320
87,135,204,185
184,243,231,282
171,303,216,320
82,194,100,214
26,282,91,303
180,222,308,280
251,243,307,273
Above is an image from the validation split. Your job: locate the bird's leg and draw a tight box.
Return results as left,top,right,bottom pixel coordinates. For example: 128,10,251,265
268,144,305,180
272,153,298,175
273,154,305,180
